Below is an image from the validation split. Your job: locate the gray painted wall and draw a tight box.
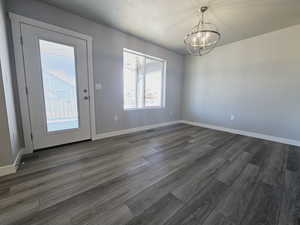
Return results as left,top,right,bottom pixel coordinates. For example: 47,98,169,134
6,0,184,136
183,24,300,141
0,0,21,166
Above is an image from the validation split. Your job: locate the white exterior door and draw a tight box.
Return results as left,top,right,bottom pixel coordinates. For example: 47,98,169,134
21,24,91,149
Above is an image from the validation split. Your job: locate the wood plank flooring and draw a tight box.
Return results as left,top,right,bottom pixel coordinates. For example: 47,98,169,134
0,123,299,225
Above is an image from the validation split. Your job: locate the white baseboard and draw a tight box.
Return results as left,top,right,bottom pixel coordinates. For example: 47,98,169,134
94,121,182,140
182,120,300,147
0,148,24,177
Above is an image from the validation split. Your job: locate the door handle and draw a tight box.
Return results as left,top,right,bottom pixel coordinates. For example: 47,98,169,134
84,96,89,100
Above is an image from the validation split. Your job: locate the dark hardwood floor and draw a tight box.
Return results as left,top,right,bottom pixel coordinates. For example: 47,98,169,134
0,123,299,225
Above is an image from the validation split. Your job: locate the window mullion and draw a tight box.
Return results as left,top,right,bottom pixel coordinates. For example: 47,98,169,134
142,56,146,108
161,62,165,107
135,59,138,108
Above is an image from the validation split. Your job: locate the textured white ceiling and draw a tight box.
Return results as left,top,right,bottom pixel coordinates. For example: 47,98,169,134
38,0,300,54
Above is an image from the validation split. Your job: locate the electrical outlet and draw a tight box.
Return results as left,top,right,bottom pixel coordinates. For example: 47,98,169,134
230,114,235,121
114,115,119,121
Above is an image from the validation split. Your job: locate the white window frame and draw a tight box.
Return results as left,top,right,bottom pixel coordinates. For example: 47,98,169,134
123,48,167,111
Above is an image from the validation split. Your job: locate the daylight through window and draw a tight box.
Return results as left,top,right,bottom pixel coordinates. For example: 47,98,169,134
123,49,166,110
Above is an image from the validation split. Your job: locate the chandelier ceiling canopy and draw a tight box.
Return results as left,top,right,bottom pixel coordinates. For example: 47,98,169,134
184,6,221,56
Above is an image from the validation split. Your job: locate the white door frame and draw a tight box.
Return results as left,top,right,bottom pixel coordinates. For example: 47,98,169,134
10,13,96,154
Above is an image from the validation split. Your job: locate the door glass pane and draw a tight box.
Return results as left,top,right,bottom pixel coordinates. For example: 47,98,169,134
39,40,79,132
145,58,163,107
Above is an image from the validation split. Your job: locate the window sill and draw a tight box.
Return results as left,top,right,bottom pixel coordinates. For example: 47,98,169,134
124,107,164,111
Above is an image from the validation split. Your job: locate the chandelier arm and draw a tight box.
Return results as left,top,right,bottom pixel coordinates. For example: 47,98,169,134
196,18,202,29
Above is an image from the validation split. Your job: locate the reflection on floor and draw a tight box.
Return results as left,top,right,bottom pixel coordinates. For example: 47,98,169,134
0,123,299,225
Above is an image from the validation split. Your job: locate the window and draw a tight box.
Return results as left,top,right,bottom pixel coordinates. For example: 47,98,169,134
123,49,166,110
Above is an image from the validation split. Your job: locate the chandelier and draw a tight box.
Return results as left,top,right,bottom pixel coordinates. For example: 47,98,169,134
184,6,221,56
